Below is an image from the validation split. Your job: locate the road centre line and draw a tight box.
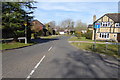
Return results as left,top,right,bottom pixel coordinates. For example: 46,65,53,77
48,46,52,51
26,55,45,80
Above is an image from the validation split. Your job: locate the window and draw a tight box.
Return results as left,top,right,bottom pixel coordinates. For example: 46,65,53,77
99,33,109,38
115,23,120,27
114,35,116,37
101,22,111,27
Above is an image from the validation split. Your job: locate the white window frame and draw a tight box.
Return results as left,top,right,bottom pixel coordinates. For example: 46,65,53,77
101,22,111,27
115,23,120,27
99,33,109,39
114,35,116,37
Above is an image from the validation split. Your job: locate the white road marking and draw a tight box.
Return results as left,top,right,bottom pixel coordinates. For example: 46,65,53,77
26,55,45,80
48,46,52,51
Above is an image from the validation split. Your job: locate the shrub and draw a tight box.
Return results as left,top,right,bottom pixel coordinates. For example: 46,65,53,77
84,30,93,39
75,31,82,39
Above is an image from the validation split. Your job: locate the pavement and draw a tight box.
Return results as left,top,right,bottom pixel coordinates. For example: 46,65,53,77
2,36,120,79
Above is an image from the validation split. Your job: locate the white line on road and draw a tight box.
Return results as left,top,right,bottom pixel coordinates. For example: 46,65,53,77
48,46,52,51
26,55,45,80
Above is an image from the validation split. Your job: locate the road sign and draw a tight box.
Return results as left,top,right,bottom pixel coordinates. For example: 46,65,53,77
94,23,101,28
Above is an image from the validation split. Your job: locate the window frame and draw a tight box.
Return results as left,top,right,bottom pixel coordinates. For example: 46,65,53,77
115,23,120,27
99,33,109,39
101,22,111,27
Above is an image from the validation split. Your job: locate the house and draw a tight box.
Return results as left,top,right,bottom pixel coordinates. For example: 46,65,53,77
31,20,46,32
88,24,93,31
92,13,120,42
81,30,87,34
59,30,66,35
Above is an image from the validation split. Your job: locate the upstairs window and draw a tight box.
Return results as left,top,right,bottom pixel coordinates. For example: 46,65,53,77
115,23,120,27
101,22,111,27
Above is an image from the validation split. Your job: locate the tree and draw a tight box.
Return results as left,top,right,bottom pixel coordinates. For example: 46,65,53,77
48,21,56,28
2,2,36,42
60,19,75,34
45,21,56,35
60,19,74,28
75,20,87,31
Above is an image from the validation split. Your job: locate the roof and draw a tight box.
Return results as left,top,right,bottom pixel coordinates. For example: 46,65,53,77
105,13,120,22
88,24,93,28
95,13,120,23
32,20,44,25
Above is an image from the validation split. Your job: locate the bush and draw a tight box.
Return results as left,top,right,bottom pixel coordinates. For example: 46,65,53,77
75,31,82,39
84,30,93,39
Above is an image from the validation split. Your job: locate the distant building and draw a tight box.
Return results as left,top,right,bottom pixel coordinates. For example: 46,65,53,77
88,24,93,31
92,13,120,42
81,30,87,33
31,20,45,32
59,31,66,35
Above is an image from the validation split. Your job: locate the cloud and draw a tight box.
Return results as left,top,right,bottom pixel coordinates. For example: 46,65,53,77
35,0,119,2
36,2,118,12
33,2,118,24
36,3,79,12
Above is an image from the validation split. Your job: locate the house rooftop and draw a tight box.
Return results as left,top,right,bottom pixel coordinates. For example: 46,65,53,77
105,13,120,22
88,24,93,28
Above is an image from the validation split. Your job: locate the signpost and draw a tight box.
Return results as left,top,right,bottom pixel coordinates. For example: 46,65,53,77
24,22,27,44
93,23,101,50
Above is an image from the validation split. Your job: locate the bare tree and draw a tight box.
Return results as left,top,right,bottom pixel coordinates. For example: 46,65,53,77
75,20,87,31
60,19,74,28
48,21,56,28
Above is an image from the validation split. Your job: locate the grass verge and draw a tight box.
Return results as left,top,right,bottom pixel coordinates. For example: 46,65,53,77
0,42,34,50
40,35,60,39
70,42,119,58
68,36,93,42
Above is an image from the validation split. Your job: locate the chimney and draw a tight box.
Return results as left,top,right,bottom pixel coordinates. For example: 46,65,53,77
93,15,96,23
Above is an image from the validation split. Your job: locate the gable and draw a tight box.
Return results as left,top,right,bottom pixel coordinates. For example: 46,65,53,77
95,15,114,23
95,13,120,23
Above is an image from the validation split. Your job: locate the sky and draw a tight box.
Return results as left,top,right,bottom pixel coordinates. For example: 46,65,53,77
30,2,119,25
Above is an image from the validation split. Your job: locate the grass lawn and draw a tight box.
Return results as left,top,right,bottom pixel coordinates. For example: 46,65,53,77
0,42,34,50
71,42,119,58
40,35,60,39
68,36,93,42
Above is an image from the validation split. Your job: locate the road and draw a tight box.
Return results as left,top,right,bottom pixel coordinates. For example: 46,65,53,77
2,36,119,79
